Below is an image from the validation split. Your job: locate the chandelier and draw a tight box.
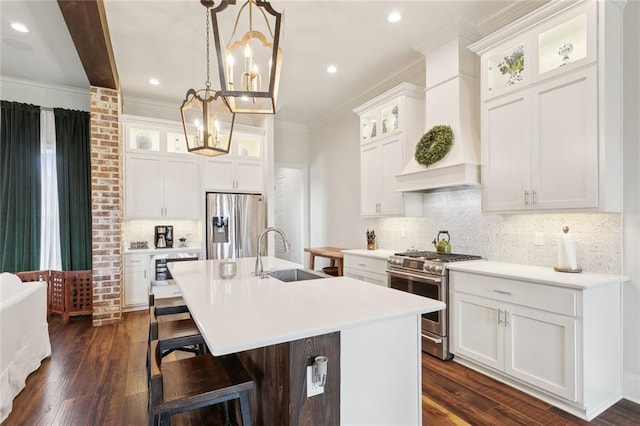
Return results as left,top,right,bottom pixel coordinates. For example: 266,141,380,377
205,0,284,114
180,6,236,156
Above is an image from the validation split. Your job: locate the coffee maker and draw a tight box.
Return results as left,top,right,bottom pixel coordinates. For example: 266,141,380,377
154,225,174,248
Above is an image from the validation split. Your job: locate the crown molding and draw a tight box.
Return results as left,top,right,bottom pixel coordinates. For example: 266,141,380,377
308,56,425,133
0,76,90,110
413,18,480,56
475,0,552,38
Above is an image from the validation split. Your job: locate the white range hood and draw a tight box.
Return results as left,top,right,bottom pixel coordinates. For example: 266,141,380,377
397,34,481,192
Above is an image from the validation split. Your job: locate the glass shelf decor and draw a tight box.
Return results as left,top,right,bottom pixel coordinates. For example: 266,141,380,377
538,13,588,75
487,42,525,93
361,114,377,142
381,104,399,135
129,127,160,152
235,134,261,157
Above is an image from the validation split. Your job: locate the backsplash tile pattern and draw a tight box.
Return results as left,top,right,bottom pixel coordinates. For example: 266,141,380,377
123,220,202,248
371,188,622,274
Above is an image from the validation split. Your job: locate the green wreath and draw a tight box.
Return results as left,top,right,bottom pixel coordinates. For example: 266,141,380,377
415,125,453,167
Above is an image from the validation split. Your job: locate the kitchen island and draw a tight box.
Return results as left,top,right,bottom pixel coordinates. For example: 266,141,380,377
169,256,445,425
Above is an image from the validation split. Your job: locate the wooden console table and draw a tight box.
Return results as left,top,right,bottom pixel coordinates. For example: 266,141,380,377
304,247,344,276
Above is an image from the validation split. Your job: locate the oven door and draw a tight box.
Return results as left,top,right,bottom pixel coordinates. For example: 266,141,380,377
387,269,447,337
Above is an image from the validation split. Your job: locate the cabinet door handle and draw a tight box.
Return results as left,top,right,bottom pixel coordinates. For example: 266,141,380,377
494,289,512,295
524,190,530,205
532,190,537,205
497,309,503,325
505,310,510,327
358,263,367,267
144,270,147,279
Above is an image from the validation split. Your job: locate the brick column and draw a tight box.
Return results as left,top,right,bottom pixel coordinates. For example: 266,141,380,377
90,86,122,326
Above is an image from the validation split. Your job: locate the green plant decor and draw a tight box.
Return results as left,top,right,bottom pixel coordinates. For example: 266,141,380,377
498,45,524,76
415,125,453,167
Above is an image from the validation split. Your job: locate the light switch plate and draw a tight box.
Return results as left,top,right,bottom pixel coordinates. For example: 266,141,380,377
535,232,544,246
306,366,324,397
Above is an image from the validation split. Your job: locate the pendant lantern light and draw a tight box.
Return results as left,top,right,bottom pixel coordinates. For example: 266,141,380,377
180,6,236,156
203,0,284,114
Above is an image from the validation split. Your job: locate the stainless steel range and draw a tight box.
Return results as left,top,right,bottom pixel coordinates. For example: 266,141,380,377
387,250,483,360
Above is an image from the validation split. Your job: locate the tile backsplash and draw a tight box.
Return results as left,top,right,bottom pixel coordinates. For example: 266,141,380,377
123,220,203,248
370,188,622,274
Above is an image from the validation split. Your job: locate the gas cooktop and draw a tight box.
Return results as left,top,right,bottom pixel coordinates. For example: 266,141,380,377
388,250,483,275
393,250,483,262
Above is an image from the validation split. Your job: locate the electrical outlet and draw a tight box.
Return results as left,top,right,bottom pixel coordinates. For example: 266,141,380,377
534,232,544,246
306,365,324,397
400,228,406,238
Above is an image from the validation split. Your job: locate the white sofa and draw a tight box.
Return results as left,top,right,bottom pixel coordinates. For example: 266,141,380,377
0,272,51,423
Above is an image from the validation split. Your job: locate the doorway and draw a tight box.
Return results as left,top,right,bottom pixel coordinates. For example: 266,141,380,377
274,166,306,264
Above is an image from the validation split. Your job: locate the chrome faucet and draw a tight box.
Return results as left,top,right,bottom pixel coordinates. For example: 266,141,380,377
255,227,291,277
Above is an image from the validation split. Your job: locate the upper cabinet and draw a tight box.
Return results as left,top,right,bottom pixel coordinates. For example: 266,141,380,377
123,115,201,219
202,124,265,193
481,2,596,101
354,83,424,216
470,0,623,213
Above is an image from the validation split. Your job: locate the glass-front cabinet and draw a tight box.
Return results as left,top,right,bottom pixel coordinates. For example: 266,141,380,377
470,0,623,214
353,82,423,216
127,126,161,152
486,41,528,97
479,1,596,101
359,100,400,143
534,3,596,80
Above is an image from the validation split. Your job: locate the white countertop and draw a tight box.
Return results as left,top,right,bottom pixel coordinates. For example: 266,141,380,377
341,249,397,260
169,256,445,355
123,245,204,255
447,260,628,289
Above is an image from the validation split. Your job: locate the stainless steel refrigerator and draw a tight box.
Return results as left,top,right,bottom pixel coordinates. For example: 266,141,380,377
206,192,266,259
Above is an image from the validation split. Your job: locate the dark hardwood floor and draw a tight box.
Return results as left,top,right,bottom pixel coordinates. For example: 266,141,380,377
3,311,639,425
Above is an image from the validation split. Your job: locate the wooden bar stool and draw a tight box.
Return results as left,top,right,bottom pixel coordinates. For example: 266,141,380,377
149,305,206,358
148,338,254,426
149,293,190,317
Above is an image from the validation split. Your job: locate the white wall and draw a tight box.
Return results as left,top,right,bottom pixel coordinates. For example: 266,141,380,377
274,121,309,165
307,60,425,268
622,0,640,403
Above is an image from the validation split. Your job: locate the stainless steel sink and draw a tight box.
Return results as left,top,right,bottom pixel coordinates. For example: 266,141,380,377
267,268,330,282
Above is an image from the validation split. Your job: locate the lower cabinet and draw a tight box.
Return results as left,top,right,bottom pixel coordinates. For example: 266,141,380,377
453,292,577,401
449,268,622,420
343,253,388,287
124,253,149,309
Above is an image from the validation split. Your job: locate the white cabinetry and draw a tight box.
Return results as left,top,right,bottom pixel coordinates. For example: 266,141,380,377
449,263,622,421
353,83,423,217
123,253,149,310
202,125,264,193
123,115,201,219
126,155,200,219
343,253,388,287
470,0,623,213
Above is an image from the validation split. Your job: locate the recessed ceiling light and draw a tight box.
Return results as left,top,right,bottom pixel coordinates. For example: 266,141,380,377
387,12,401,23
327,65,337,74
11,22,29,33
149,78,160,86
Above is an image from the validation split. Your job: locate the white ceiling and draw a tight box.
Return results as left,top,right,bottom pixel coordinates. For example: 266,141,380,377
1,1,534,127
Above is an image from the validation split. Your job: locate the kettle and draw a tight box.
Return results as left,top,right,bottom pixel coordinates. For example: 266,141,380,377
432,231,451,254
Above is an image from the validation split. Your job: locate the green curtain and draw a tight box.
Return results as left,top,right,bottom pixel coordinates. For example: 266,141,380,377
54,108,91,271
0,101,41,272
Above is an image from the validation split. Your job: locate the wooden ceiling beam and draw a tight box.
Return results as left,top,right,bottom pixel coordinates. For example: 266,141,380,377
57,0,119,90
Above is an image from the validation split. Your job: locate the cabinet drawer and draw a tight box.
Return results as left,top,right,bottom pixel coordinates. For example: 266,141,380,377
343,254,387,275
451,271,577,317
125,253,149,267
